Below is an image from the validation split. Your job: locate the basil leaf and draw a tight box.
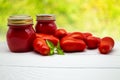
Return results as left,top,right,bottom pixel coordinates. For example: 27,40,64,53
46,40,55,55
46,40,64,55
56,42,64,55
46,40,55,48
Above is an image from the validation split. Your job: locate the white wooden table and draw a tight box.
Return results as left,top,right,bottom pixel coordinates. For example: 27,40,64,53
0,42,120,80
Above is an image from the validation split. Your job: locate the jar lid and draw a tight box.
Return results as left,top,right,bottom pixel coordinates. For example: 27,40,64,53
8,15,33,25
36,14,56,20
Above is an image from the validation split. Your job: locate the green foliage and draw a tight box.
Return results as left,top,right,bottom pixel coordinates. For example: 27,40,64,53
0,0,120,41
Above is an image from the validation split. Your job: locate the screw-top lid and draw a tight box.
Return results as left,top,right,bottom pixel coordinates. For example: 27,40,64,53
8,15,33,25
36,14,56,21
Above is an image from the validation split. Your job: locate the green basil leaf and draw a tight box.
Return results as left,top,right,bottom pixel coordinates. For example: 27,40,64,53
46,40,64,55
56,42,64,55
49,48,54,55
46,40,55,48
46,40,55,55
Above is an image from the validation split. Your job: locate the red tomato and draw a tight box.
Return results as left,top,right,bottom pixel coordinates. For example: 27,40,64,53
33,38,50,56
61,38,86,52
82,32,92,38
86,36,100,49
36,33,59,46
98,37,114,54
54,29,67,39
82,32,92,42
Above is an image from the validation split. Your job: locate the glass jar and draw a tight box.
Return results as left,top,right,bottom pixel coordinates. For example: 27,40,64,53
7,15,35,52
35,14,57,35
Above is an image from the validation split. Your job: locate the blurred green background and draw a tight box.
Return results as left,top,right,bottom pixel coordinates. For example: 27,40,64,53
0,0,120,41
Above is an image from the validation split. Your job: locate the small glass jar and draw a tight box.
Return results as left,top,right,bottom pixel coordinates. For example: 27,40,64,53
35,14,57,35
7,15,35,52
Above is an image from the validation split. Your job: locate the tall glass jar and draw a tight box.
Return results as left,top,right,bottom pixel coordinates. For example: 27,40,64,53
7,15,35,52
35,14,57,35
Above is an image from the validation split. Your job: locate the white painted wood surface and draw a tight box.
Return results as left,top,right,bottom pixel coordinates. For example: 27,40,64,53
0,42,120,80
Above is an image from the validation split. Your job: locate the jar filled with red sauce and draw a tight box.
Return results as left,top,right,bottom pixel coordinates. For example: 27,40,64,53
7,15,35,52
35,14,57,35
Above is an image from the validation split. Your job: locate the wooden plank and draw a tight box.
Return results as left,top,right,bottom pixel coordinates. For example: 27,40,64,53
0,42,120,68
0,66,120,80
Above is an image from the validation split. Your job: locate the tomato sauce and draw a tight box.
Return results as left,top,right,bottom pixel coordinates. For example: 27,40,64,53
7,15,35,52
35,14,57,35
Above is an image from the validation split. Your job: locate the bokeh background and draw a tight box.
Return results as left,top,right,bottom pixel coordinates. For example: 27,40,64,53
0,0,120,41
